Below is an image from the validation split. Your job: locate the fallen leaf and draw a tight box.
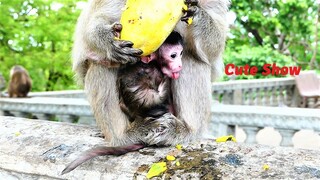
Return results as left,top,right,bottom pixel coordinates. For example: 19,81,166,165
147,162,167,179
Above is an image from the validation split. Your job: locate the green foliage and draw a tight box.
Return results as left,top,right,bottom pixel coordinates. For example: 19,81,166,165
0,0,318,90
227,0,319,76
0,0,84,91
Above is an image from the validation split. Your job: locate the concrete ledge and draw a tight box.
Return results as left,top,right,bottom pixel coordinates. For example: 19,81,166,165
0,97,92,116
29,90,86,99
1,116,320,179
211,104,320,131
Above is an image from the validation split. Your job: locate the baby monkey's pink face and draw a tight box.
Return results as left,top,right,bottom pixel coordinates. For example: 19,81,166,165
141,43,183,79
158,43,183,79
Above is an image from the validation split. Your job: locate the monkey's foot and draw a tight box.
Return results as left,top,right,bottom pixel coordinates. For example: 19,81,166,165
91,131,105,138
143,113,182,146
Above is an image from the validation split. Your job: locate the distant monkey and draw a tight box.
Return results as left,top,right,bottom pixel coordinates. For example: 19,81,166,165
8,65,32,98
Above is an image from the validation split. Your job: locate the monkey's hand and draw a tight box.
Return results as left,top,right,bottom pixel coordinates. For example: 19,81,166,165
107,23,143,64
181,0,199,24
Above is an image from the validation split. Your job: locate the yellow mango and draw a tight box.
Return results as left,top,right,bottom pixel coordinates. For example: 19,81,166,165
120,0,186,56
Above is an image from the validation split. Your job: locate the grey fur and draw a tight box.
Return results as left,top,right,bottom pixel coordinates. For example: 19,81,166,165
72,0,229,146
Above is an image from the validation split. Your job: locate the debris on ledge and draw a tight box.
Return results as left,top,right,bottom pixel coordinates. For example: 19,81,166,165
0,116,319,179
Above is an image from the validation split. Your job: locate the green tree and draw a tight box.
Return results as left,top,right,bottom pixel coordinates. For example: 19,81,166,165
225,0,319,80
0,0,84,91
1,0,318,89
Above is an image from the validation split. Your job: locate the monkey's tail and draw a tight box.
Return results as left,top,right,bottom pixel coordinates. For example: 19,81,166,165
61,143,145,175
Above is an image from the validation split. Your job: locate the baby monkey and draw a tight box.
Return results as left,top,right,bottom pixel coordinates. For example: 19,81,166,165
140,31,183,79
118,31,183,120
61,31,184,175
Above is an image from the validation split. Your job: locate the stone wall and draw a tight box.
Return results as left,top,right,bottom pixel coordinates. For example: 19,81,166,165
1,116,319,179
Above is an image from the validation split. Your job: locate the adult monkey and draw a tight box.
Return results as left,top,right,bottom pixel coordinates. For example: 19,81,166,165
72,0,229,146
8,65,32,98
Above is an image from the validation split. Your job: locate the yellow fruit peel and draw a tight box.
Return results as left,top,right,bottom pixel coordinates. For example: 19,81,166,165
166,155,176,161
215,135,237,143
263,164,270,171
187,18,193,25
120,0,185,56
175,161,181,166
146,162,167,179
15,132,21,136
176,144,182,150
182,4,188,11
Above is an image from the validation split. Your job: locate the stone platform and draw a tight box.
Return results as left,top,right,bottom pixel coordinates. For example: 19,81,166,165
0,116,319,179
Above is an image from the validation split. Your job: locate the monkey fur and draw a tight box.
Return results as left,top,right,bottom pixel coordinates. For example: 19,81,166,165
118,61,170,121
64,0,229,175
141,31,183,79
8,65,32,98
72,0,228,146
62,32,185,174
118,31,184,120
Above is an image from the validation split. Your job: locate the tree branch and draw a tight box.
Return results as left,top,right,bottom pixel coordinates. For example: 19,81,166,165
309,3,320,69
240,20,264,46
278,34,286,52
